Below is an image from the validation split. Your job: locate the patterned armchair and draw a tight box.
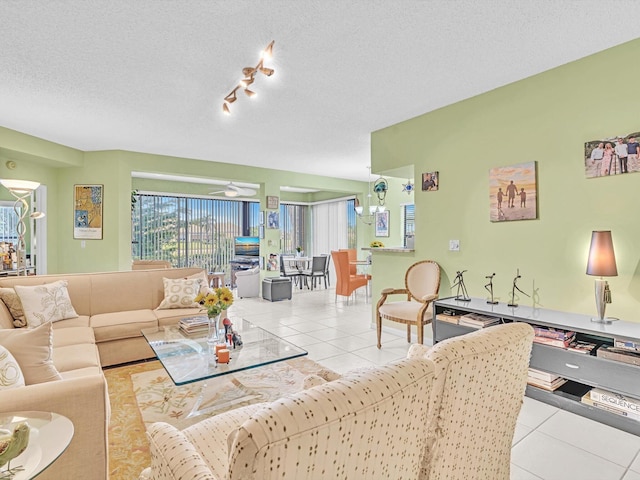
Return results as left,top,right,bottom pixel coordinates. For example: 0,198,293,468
410,322,534,480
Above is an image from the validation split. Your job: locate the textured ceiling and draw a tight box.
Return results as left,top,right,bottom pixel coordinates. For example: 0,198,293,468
2,1,640,182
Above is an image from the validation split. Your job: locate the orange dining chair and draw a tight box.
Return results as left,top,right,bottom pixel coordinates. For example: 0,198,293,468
331,251,368,303
339,248,358,275
375,260,440,348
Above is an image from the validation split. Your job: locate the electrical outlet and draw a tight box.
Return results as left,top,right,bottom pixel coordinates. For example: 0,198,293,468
449,240,460,251
81,241,86,249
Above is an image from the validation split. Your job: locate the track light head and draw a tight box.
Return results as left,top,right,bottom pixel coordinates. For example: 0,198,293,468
239,76,255,88
242,67,256,77
259,66,274,77
222,103,231,115
244,88,256,98
224,90,237,104
262,41,274,59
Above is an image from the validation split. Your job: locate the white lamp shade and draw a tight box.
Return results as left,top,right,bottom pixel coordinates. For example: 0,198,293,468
0,179,40,193
586,230,618,277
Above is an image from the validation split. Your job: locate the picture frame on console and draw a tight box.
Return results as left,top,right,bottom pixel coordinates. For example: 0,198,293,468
74,184,104,239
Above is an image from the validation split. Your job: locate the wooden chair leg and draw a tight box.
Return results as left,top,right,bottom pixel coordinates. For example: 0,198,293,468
417,322,424,345
376,313,382,349
406,324,411,343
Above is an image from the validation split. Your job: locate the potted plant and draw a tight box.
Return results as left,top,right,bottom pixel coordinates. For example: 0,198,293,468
295,246,304,257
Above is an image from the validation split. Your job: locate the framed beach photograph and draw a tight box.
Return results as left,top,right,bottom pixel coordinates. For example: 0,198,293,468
74,184,104,239
422,171,439,191
489,162,537,223
375,210,390,237
584,131,640,178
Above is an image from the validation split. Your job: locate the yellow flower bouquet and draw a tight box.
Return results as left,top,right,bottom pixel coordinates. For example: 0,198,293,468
370,240,384,248
195,286,234,317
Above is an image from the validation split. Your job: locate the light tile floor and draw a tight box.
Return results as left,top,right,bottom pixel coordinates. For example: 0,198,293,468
229,286,640,480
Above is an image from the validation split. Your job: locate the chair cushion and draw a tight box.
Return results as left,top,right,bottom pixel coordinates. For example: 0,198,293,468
379,300,432,322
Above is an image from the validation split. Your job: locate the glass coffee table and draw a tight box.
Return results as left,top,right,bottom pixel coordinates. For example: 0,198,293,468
142,318,307,418
142,318,307,386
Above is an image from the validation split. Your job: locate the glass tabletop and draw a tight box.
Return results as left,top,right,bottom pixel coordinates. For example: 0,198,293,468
142,318,307,386
0,411,74,479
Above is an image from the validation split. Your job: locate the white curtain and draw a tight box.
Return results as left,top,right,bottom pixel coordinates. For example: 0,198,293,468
311,200,350,285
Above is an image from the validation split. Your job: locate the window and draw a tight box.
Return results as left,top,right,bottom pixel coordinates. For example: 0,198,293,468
403,204,415,247
0,202,18,244
280,203,308,254
131,193,259,272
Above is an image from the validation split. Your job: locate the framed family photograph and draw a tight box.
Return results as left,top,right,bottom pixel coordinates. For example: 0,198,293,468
74,184,104,239
422,171,439,191
584,131,640,178
375,211,389,237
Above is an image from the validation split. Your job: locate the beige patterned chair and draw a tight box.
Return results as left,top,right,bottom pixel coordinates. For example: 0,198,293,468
140,355,435,480
410,322,534,480
376,260,440,348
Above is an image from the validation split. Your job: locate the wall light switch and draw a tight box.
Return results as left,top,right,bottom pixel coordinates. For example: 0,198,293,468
81,241,86,249
449,240,460,251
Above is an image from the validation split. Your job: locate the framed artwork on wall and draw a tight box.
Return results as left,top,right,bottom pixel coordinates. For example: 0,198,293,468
74,184,104,239
584,131,640,178
266,196,279,209
267,211,279,229
422,171,439,191
375,210,389,237
489,161,537,222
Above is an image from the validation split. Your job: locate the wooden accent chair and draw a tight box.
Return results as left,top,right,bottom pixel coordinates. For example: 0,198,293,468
331,251,368,303
376,260,440,348
409,322,534,480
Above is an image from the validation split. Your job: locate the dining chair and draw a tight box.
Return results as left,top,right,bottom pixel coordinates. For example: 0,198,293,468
331,251,368,303
279,255,300,287
339,248,358,275
375,260,440,348
301,256,329,290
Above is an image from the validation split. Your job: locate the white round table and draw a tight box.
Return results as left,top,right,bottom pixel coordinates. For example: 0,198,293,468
0,411,74,479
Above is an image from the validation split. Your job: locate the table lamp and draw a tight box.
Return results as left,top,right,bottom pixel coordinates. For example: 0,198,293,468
586,230,618,323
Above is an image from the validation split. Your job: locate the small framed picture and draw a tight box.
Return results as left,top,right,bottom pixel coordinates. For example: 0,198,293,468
266,196,279,209
422,172,439,191
267,211,279,229
375,211,389,237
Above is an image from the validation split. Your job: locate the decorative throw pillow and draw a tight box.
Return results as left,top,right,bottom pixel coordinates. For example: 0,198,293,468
0,345,25,390
0,288,27,328
14,280,79,328
186,271,210,294
0,322,62,384
156,278,202,310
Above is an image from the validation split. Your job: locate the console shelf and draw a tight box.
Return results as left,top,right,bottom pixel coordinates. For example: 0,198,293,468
433,296,640,436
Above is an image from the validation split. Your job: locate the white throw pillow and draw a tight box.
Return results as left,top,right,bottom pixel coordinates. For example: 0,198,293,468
0,323,62,385
0,345,25,390
156,278,202,310
14,280,79,328
0,288,27,328
185,271,210,294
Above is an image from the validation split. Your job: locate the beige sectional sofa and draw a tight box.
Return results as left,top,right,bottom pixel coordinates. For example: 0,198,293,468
0,267,205,480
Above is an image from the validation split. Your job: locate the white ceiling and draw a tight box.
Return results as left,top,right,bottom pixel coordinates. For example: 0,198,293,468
2,1,640,182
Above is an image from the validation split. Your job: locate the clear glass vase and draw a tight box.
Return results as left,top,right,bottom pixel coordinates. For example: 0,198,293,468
207,314,220,345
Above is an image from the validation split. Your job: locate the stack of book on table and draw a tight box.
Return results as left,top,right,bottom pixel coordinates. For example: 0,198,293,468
436,309,461,325
527,368,568,391
597,339,640,366
458,312,500,329
532,326,576,348
581,387,640,421
179,315,209,334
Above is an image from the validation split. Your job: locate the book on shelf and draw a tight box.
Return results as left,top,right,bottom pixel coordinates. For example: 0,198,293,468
532,334,576,348
436,313,460,324
458,312,500,329
581,392,640,421
553,380,593,402
566,340,597,354
527,368,563,383
597,345,640,366
614,339,640,352
533,326,576,341
527,376,567,391
589,388,640,416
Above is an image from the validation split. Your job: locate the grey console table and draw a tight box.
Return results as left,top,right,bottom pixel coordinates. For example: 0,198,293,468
433,296,640,436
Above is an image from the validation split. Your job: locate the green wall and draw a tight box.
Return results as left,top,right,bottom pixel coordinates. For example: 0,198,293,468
0,129,374,274
371,38,640,323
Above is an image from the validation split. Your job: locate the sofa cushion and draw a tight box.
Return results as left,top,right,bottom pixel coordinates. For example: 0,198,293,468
90,310,157,343
59,365,103,380
0,322,62,384
52,326,96,348
53,343,102,373
0,288,27,328
0,345,25,390
156,278,201,310
52,315,91,329
14,280,79,327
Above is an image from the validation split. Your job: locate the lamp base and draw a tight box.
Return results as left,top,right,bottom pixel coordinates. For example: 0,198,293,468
590,317,618,324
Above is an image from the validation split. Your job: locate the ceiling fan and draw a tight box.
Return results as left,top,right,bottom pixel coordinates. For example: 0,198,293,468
209,182,257,197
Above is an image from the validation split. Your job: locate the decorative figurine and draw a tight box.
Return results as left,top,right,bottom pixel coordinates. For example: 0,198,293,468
484,273,498,305
508,269,530,307
452,270,471,301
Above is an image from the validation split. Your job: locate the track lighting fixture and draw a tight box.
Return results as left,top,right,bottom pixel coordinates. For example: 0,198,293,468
222,40,275,115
